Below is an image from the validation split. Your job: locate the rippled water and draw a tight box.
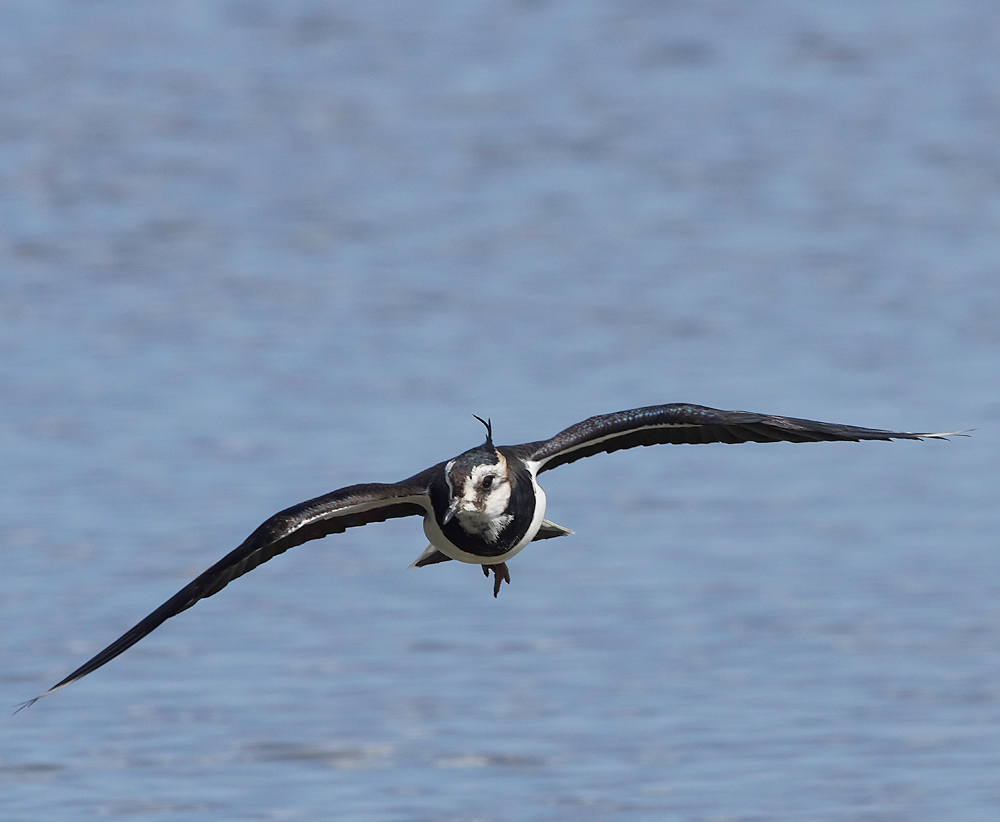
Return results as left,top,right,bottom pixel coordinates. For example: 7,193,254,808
3,2,1000,820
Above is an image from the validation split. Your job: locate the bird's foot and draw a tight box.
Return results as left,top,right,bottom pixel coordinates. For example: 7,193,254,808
482,562,510,598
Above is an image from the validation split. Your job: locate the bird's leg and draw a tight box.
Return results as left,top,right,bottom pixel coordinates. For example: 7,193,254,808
482,562,510,598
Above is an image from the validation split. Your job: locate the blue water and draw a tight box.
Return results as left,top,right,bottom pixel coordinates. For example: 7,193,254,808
3,1,1000,819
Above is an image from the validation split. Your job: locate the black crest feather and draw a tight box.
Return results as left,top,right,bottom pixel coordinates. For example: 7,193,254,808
473,415,493,448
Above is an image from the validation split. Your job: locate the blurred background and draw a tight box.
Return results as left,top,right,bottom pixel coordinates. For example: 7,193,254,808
3,1,998,820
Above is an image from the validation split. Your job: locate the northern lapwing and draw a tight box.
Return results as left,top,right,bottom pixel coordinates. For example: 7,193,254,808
18,403,956,709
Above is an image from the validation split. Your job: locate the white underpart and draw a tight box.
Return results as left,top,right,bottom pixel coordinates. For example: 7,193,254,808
297,493,432,529
525,421,961,474
527,422,700,472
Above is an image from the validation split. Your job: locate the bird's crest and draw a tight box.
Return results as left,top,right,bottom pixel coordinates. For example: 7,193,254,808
473,415,493,448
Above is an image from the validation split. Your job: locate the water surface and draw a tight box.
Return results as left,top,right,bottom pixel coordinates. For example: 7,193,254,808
3,2,999,820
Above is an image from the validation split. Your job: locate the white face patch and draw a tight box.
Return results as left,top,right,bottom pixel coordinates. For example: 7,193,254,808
444,458,456,498
450,452,513,544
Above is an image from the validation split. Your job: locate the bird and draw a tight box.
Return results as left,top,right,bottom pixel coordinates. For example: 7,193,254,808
18,403,957,710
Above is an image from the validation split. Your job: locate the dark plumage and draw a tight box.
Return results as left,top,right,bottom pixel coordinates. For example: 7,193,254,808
18,403,956,710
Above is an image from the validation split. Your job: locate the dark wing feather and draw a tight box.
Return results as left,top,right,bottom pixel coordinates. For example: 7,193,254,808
18,471,434,710
520,404,952,474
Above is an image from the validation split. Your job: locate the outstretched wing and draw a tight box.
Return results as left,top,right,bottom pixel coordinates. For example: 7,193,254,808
19,472,435,710
517,403,954,474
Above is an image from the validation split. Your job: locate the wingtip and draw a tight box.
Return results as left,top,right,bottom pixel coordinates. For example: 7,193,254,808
12,675,81,714
12,695,41,715
917,429,973,440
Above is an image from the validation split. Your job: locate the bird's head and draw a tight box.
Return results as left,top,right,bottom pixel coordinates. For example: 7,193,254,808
441,417,513,536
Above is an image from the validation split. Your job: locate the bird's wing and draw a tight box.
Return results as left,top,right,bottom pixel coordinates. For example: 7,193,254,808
516,403,954,474
19,471,435,710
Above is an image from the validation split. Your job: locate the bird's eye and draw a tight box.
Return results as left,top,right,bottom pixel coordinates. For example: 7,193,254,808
482,475,494,490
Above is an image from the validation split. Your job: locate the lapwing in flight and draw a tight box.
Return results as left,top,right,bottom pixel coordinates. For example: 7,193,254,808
19,403,956,710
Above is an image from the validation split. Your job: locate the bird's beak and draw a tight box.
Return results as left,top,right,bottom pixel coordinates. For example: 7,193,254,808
442,499,461,525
